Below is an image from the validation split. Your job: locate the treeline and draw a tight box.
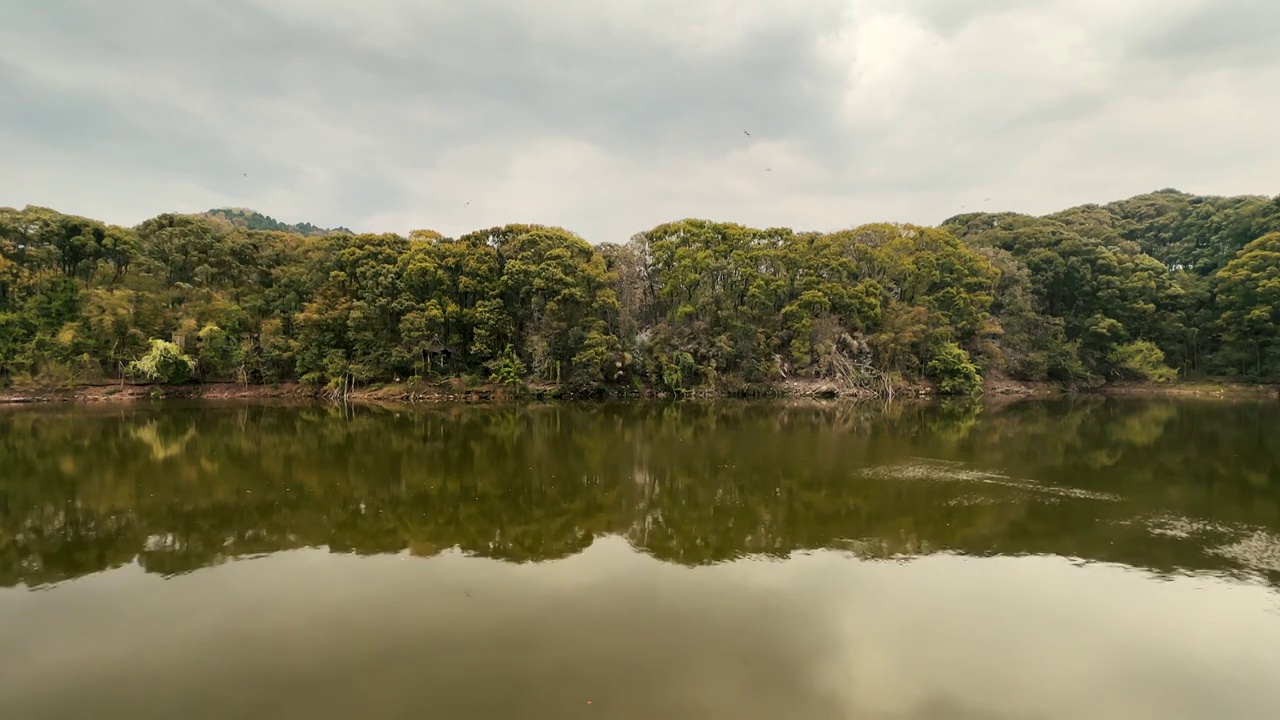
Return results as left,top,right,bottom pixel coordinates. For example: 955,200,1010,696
202,207,353,237
1,189,1278,394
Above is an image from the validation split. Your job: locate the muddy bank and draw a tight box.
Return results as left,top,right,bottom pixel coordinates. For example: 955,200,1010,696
0,382,321,405
0,377,936,405
1098,381,1279,400
0,378,1274,405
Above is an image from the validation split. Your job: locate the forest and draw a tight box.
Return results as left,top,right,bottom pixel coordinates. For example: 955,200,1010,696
1,189,1278,395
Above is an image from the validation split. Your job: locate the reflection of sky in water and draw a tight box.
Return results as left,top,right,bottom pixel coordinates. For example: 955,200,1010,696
857,459,1124,501
1,399,1279,717
1116,514,1280,577
2,537,1279,720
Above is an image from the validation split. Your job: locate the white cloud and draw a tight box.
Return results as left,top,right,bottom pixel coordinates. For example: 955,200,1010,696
0,0,1276,240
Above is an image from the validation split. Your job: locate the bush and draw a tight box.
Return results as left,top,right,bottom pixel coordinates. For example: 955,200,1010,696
1110,340,1178,383
197,323,236,379
926,342,982,395
128,339,196,384
487,345,527,390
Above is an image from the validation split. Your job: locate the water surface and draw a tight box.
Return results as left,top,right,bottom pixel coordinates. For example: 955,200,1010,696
1,399,1278,719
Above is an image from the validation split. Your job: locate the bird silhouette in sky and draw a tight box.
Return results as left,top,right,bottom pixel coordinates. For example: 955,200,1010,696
743,130,751,137
765,168,772,172
464,200,471,207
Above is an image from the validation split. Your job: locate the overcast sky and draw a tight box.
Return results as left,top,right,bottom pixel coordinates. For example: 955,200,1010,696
2,0,1278,242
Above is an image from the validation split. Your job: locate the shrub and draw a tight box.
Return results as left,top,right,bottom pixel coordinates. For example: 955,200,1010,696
1110,340,1178,383
926,341,982,395
128,339,196,384
487,345,527,390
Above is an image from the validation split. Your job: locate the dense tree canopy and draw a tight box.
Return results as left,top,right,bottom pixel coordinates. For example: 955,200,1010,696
202,207,352,237
2,189,1278,393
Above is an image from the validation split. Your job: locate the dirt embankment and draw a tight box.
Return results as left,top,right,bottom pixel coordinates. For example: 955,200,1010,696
0,380,563,405
0,382,321,405
0,378,1275,405
979,378,1065,398
1097,381,1280,400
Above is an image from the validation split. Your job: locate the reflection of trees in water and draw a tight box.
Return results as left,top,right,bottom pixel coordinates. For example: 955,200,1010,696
129,421,198,462
0,399,1278,588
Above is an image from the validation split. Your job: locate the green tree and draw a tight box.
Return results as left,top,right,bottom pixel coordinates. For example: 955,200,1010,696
926,341,982,395
3,191,1278,392
128,339,196,384
1215,232,1280,377
1109,341,1178,383
196,323,237,379
487,344,527,390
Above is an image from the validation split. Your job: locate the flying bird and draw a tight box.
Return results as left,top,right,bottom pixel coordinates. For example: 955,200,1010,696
743,130,751,136
464,200,471,206
765,168,772,172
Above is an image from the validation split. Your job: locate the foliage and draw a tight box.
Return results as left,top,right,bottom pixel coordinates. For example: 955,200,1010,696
1109,341,1178,383
128,339,196,384
2,189,1278,391
196,323,237,379
1214,232,1280,378
202,207,352,236
487,345,527,390
926,342,982,395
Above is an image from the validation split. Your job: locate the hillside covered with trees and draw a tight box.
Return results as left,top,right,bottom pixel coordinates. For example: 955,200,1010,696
1,189,1277,395
201,208,353,237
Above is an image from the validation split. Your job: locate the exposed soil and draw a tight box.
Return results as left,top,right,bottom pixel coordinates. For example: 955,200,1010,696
979,377,1064,397
1098,381,1279,400
0,382,321,405
0,378,1274,405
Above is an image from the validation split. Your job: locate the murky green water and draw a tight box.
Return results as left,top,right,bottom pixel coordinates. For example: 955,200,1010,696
1,399,1279,719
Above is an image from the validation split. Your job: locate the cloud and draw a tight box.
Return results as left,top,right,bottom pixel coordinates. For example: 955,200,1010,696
0,0,1277,242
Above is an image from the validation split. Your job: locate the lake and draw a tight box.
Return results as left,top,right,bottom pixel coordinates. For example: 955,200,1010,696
1,398,1279,719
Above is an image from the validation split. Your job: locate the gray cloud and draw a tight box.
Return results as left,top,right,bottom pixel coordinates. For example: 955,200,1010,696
1137,0,1280,67
1,0,1277,241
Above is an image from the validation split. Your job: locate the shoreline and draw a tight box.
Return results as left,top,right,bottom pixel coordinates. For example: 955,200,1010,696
0,378,1275,405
